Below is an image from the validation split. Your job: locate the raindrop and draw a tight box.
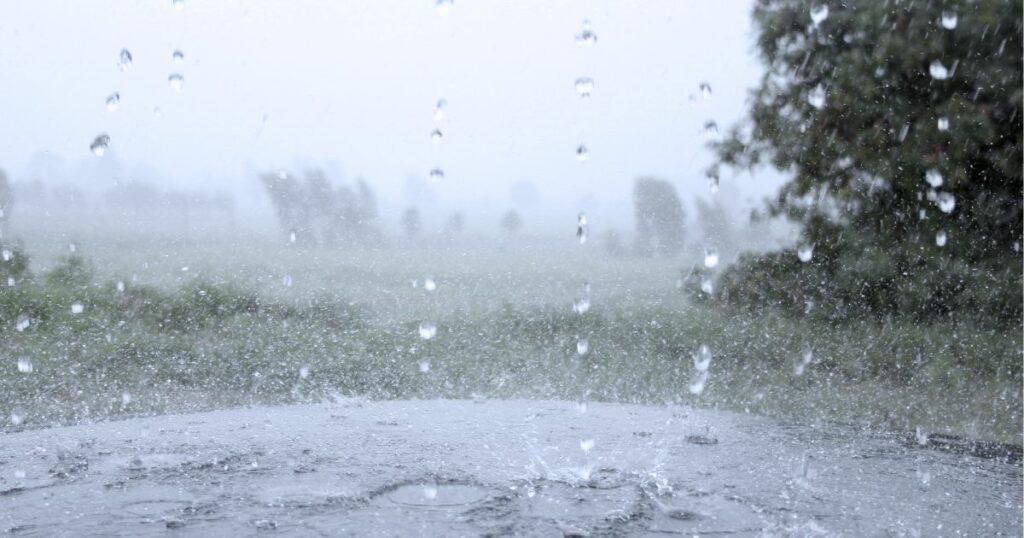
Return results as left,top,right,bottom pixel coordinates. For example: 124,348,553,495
688,370,708,395
430,129,443,143
10,409,24,426
700,277,713,295
90,134,111,157
580,439,595,452
809,4,829,26
936,192,956,213
706,172,719,194
70,302,84,315
172,0,184,9
424,276,437,292
118,48,133,71
576,337,589,356
575,20,597,45
299,365,310,379
701,120,720,140
940,11,958,30
687,94,697,107
793,348,813,376
17,358,33,373
935,230,948,247
929,60,949,80
703,247,719,269
898,123,910,143
15,314,30,332
105,92,120,112
168,73,184,92
915,426,929,446
925,169,943,188
69,242,77,253
153,107,162,119
435,0,453,15
117,280,126,292
574,77,594,101
572,296,591,315
575,144,589,162
423,485,439,499
418,321,437,340
282,274,293,287
428,168,444,182
693,344,712,372
576,213,589,245
6,277,13,287
937,117,950,131
172,50,184,63
122,392,132,405
797,244,814,263
289,231,297,244
433,98,446,121
699,82,712,99
418,359,431,373
807,85,826,109
1,248,9,261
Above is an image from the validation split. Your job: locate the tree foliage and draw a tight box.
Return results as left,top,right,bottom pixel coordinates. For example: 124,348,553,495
633,177,686,257
260,169,379,246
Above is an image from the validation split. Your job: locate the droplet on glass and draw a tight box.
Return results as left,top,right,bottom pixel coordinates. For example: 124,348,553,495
937,117,949,131
423,484,439,499
122,392,132,405
289,231,297,244
10,409,24,426
572,296,591,315
935,230,948,247
418,359,431,373
809,4,829,25
435,0,453,15
118,48,133,71
897,123,910,143
282,274,293,287
17,357,33,373
430,129,443,143
423,276,437,292
940,11,958,30
703,247,719,269
706,171,719,194
793,348,813,376
105,92,120,112
925,169,943,188
576,213,589,245
701,120,720,140
807,85,826,109
797,244,814,263
929,60,949,80
433,98,446,121
936,192,956,213
915,426,929,446
1,248,9,261
70,302,84,315
418,321,437,340
580,439,595,452
688,370,708,395
168,73,184,92
15,314,30,332
576,337,589,356
574,77,594,101
693,344,712,372
428,168,444,182
172,50,184,63
172,0,185,9
90,134,111,157
299,365,310,379
575,144,589,162
575,20,597,45
700,277,713,295
699,82,712,99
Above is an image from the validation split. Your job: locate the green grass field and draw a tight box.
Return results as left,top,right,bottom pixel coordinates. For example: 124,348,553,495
2,213,1021,444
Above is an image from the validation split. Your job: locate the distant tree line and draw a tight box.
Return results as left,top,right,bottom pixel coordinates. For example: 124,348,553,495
261,169,380,246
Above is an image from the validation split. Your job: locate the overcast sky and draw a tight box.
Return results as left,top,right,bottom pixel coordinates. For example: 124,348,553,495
0,0,783,215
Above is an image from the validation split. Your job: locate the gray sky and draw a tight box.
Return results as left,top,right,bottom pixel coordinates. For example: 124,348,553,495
0,0,781,215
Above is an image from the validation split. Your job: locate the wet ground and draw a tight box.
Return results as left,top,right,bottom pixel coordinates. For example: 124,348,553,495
1,399,1020,536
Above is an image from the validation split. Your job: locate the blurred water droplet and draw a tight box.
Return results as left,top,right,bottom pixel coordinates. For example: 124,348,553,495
105,92,120,112
299,365,310,379
793,348,813,376
929,60,949,80
706,172,719,194
576,337,589,356
430,129,443,143
153,107,162,119
575,20,597,45
423,484,438,499
70,302,84,315
699,82,712,99
915,426,929,446
1,249,9,261
936,192,956,213
897,123,910,143
701,120,720,140
418,321,437,340
90,134,110,157
15,314,30,332
282,274,293,287
435,0,453,15
693,344,712,372
687,94,697,108
574,77,594,101
118,48,133,71
418,359,431,373
688,370,708,395
6,277,14,287
122,392,132,405
703,247,719,268
797,244,814,263
937,117,949,131
810,4,829,25
69,242,77,253
576,213,589,245
700,277,713,295
580,439,595,452
916,467,932,485
433,98,447,121
935,230,948,247
940,11,958,30
289,231,297,244
424,276,437,292
10,409,24,426
168,73,184,92
172,0,185,9
575,144,589,162
172,49,184,63
925,169,943,188
428,168,444,182
116,280,125,293
572,296,591,315
807,85,826,109
17,357,33,373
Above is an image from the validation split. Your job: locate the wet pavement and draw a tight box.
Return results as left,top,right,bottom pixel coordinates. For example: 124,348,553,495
1,399,1020,536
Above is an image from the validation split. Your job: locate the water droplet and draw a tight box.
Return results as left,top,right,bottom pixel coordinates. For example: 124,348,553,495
116,280,125,293
703,247,719,269
701,120,720,140
428,168,444,182
105,92,120,112
6,277,14,287
925,169,943,188
282,274,293,287
935,230,948,247
90,134,111,157
807,85,826,109
433,98,446,121
687,94,697,107
576,213,589,245
575,20,597,45
1,249,9,261
418,359,431,373
435,0,453,15
793,348,813,376
574,77,594,101
915,426,929,446
576,337,589,356
118,48,133,71
898,123,910,143
418,321,437,340
430,129,443,143
575,144,589,162
699,82,712,99
15,314,30,332
153,107,163,119
693,344,712,372
937,117,950,131
423,484,439,499
572,296,591,315
69,242,77,253
299,365,310,379
70,302,84,315
929,60,949,80
424,276,437,292
810,4,829,25
580,439,595,452
940,11,958,30
797,244,814,263
289,231,297,244
688,370,708,395
700,277,713,295
172,50,184,63
122,392,132,405
172,0,185,9
916,467,932,486
936,192,956,213
10,409,24,426
706,171,719,194
168,73,184,92
17,357,33,373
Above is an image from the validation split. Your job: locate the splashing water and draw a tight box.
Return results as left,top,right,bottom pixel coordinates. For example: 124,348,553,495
797,244,814,263
282,274,293,287
433,98,446,121
579,439,595,452
572,296,591,315
418,321,437,340
703,247,719,269
574,77,594,101
693,344,712,372
929,60,949,80
915,426,929,446
925,169,943,188
90,134,110,157
423,276,437,292
299,366,310,379
706,171,719,194
418,359,431,373
701,120,719,140
15,314,30,332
